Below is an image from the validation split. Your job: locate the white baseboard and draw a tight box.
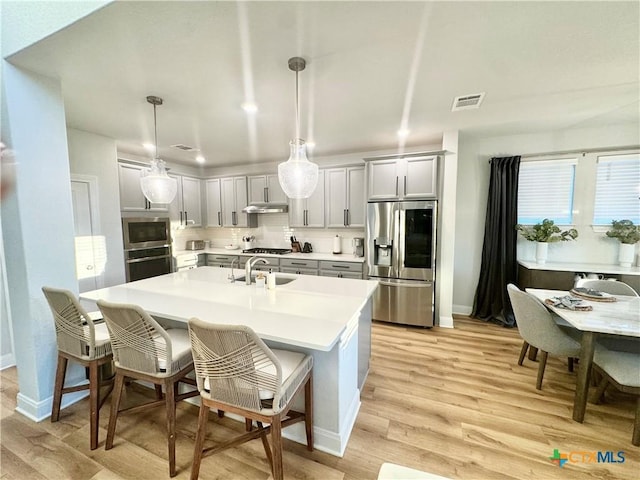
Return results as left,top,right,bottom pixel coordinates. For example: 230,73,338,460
438,315,454,328
453,304,473,316
0,353,15,370
16,387,89,423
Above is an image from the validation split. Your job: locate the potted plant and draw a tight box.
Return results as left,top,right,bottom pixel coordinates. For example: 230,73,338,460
516,218,578,265
605,219,640,267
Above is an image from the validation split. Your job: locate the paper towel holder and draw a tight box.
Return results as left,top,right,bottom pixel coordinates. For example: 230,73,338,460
333,234,342,254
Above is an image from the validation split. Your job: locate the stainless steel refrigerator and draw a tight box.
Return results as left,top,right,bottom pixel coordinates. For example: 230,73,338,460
366,201,436,327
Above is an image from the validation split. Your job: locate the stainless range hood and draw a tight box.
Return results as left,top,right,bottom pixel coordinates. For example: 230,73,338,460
242,203,288,214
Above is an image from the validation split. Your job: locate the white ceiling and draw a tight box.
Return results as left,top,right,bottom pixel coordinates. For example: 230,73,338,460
7,1,640,167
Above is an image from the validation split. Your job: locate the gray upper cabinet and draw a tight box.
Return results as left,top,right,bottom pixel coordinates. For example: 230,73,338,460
326,166,365,228
289,170,325,228
169,175,202,228
247,174,287,204
221,176,251,227
367,156,437,200
205,178,223,228
118,162,169,212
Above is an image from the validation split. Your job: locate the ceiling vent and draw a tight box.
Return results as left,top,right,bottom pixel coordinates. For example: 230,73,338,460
451,92,485,111
171,144,198,152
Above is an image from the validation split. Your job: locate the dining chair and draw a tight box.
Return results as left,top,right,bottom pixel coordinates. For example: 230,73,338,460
42,286,114,450
97,300,199,477
187,318,313,480
590,344,640,446
507,284,582,389
580,279,638,296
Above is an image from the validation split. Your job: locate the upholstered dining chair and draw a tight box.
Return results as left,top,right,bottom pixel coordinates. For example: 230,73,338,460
42,286,114,450
590,344,640,446
187,318,314,480
580,279,638,296
507,284,582,389
97,300,199,477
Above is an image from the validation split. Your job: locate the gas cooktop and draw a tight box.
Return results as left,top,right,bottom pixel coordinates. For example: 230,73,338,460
242,247,292,255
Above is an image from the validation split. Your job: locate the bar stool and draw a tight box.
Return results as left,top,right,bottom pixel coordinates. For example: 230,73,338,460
42,286,114,450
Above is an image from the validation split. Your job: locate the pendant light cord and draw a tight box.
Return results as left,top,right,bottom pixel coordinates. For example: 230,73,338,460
153,103,159,160
295,68,300,141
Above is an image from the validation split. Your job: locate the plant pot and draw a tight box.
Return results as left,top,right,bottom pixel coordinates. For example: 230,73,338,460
535,241,548,265
618,243,635,267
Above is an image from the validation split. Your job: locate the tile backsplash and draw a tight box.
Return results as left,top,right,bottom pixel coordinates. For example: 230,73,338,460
172,213,364,255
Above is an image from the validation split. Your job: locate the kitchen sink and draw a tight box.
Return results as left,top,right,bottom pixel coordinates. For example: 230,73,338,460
234,275,295,286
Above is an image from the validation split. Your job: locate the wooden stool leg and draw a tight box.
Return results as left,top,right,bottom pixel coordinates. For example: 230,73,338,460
536,351,548,390
166,380,177,477
257,421,273,469
304,375,313,451
633,397,640,447
245,418,253,431
568,357,574,373
592,377,609,404
106,373,125,450
155,384,164,400
271,415,283,480
190,402,209,480
89,361,100,450
518,341,529,366
51,355,68,422
528,346,539,361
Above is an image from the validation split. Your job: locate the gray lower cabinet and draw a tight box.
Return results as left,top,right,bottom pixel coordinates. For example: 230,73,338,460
280,258,319,275
206,254,239,268
319,260,364,279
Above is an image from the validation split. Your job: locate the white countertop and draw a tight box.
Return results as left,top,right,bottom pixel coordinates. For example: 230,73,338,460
174,247,365,263
81,267,378,351
518,260,640,276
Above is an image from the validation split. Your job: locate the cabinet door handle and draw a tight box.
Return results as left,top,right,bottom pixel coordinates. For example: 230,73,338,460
331,265,349,269
264,187,269,203
395,177,399,197
232,211,236,225
184,211,188,225
217,211,222,226
291,262,307,266
404,176,407,196
346,209,350,226
179,211,183,225
343,209,347,226
304,209,308,226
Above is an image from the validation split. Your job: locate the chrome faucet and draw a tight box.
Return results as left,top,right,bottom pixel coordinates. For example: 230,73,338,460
228,257,239,282
245,256,269,285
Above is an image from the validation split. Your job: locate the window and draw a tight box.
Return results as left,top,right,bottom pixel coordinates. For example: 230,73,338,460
593,154,640,225
517,159,576,225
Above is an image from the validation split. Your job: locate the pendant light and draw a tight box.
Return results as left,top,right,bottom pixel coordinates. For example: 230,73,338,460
140,95,178,204
278,57,319,199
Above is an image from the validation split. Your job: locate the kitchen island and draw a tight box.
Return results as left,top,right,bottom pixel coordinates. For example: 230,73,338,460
80,267,378,457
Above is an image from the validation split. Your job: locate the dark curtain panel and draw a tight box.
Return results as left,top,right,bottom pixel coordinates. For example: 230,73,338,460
471,156,521,327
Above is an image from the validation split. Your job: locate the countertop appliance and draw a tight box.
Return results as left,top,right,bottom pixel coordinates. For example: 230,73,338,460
185,240,205,250
366,200,436,327
242,247,293,255
122,217,172,282
353,237,365,257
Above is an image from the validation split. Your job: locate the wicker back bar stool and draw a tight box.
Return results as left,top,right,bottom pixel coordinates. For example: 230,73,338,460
42,286,114,450
188,318,313,480
97,300,199,477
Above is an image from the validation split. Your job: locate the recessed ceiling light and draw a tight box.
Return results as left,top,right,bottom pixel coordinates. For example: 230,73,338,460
241,102,258,114
397,128,410,138
143,143,155,151
195,155,205,164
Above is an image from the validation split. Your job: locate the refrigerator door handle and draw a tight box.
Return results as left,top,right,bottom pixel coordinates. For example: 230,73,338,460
378,280,432,288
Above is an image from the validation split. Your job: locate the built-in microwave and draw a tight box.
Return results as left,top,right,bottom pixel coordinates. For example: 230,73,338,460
122,217,171,250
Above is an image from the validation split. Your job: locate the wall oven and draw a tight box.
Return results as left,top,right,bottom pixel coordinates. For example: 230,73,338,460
122,217,172,282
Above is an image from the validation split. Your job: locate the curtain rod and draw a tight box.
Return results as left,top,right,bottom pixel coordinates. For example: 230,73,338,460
487,145,639,163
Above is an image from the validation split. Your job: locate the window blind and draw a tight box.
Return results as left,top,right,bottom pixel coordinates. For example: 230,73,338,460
593,154,640,225
517,159,576,225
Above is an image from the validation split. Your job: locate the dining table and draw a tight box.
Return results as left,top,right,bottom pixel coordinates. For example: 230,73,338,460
526,288,640,423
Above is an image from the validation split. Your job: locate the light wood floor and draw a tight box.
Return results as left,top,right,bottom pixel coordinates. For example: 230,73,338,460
1,317,638,479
